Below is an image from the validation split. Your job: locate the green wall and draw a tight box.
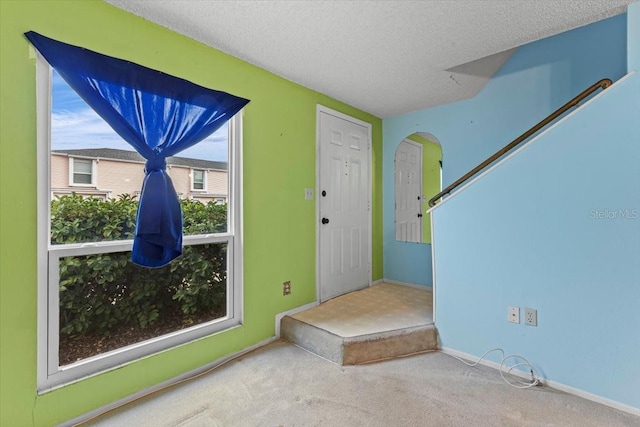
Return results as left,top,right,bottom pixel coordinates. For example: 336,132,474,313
0,1,382,425
406,134,442,243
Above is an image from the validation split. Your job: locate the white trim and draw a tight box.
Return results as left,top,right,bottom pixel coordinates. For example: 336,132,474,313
427,72,636,215
316,105,373,133
430,212,437,324
370,278,384,286
229,110,244,327
541,379,640,417
367,113,372,288
59,336,277,427
315,105,373,303
440,346,534,381
36,52,51,390
383,279,432,291
48,232,233,259
315,106,321,304
440,347,640,417
274,301,319,338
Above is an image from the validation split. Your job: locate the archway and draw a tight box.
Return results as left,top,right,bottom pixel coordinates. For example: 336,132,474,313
395,132,442,244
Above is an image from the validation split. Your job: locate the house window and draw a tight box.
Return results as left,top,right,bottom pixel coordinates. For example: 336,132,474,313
37,58,241,392
192,169,206,190
70,158,95,185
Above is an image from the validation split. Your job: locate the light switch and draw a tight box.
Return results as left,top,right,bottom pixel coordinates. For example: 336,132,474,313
304,188,313,200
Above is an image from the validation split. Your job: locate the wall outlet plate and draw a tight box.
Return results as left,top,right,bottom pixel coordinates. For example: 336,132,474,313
283,281,292,295
524,308,537,326
304,188,313,200
508,306,520,324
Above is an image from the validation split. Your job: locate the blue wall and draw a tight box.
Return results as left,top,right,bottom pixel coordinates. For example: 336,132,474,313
384,9,640,409
433,70,640,409
383,14,628,286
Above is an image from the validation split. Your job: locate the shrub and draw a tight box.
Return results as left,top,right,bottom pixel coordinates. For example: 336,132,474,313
53,194,228,336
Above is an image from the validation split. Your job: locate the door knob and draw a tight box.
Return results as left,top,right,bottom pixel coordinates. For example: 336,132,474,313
417,213,423,218
322,217,330,224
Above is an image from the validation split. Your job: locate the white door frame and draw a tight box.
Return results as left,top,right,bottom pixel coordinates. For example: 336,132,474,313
315,105,373,303
395,138,423,243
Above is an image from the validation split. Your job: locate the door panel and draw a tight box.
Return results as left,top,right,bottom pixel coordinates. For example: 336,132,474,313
330,228,343,276
319,110,370,301
395,140,422,243
350,227,361,269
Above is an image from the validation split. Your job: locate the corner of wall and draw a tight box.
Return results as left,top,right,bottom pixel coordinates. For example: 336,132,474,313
628,2,640,72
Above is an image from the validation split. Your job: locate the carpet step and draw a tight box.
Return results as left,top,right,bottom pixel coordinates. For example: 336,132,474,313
281,315,438,365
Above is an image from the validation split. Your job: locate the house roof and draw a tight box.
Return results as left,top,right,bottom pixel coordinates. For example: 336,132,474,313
104,0,635,118
52,148,228,171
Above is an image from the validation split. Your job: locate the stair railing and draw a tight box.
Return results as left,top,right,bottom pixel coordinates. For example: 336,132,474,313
428,78,612,208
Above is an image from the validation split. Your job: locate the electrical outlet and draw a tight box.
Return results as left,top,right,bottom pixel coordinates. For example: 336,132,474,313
283,281,291,295
508,306,520,324
524,308,537,326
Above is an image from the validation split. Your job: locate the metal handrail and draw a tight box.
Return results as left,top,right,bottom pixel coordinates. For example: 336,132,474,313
427,78,613,208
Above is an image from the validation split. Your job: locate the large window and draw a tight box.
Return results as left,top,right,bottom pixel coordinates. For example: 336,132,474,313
37,56,243,392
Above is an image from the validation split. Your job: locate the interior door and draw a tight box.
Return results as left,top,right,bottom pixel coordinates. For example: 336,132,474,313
318,108,371,302
395,139,423,242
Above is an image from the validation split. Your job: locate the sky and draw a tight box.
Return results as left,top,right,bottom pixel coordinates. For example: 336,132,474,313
51,70,229,162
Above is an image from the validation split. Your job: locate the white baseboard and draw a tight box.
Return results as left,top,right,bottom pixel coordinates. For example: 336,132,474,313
274,301,318,338
439,346,540,382
440,347,640,417
62,336,277,427
383,278,433,291
542,377,640,417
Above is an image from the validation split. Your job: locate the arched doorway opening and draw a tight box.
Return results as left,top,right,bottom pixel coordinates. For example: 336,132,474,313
395,132,442,244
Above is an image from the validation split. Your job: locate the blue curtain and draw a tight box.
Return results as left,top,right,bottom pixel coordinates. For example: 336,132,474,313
25,31,250,267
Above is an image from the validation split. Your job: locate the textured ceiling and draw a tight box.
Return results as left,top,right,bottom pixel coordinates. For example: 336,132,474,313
104,0,635,118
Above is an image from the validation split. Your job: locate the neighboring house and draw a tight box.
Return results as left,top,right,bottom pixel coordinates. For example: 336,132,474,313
51,148,228,203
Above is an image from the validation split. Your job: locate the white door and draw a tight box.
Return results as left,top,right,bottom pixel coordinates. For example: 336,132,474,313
395,140,422,242
317,107,371,302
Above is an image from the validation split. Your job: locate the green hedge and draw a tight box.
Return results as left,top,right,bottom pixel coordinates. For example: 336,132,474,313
52,193,228,336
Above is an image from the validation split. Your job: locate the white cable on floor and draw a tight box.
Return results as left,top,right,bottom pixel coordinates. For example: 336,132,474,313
441,348,540,389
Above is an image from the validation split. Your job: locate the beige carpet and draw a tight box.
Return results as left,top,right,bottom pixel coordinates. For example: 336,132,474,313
82,341,638,427
291,283,433,337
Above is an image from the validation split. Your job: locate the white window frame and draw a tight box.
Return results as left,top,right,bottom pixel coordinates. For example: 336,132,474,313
191,168,207,191
36,55,243,393
69,157,97,187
